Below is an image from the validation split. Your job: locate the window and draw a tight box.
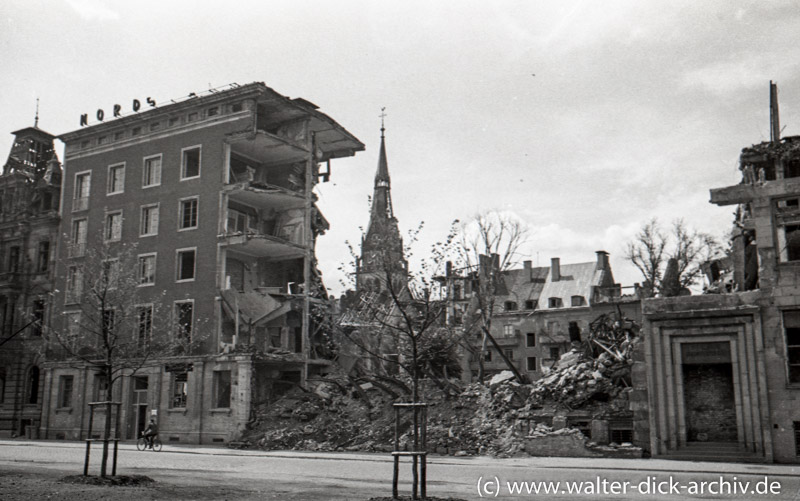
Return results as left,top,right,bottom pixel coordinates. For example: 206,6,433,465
102,259,120,289
213,370,231,408
103,308,116,334
527,357,537,371
525,300,536,310
138,253,156,285
140,204,159,236
36,241,50,272
58,376,74,408
105,211,123,241
73,172,90,211
8,246,19,273
569,321,582,342
550,347,560,360
171,371,188,408
27,366,40,404
31,300,45,337
503,324,514,337
0,369,5,404
526,332,536,347
150,122,161,131
97,135,107,145
207,106,219,117
174,300,193,341
227,207,248,233
187,112,198,122
484,350,492,362
66,266,83,303
176,248,196,281
70,218,87,257
131,126,141,136
571,295,586,307
143,155,162,187
548,297,563,308
231,102,243,113
179,198,198,230
94,373,108,402
137,304,153,348
504,301,518,311
503,348,514,360
181,146,201,179
107,163,125,194
114,131,125,141
65,312,81,350
168,117,180,127
784,311,800,384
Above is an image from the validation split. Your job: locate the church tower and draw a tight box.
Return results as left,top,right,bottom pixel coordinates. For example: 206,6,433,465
356,113,407,293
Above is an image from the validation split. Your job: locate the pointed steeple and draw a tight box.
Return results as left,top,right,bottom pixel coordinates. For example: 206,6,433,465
356,109,407,293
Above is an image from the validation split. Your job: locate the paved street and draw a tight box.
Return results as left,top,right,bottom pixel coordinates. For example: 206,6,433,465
1,439,800,500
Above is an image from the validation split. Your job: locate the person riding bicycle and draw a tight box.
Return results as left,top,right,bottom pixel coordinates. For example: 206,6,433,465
142,418,158,449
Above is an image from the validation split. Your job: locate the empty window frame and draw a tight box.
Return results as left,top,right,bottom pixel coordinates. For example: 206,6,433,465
527,356,537,371
107,163,125,195
140,204,159,236
105,210,123,241
171,371,188,408
550,347,560,360
784,310,800,384
179,197,198,230
137,304,153,348
503,348,514,360
174,300,193,342
36,241,50,272
548,297,563,308
143,154,162,188
525,300,537,310
504,301,518,311
138,253,156,285
73,171,91,211
31,299,45,336
526,332,536,347
58,375,74,408
181,146,201,180
70,218,87,257
176,248,196,282
213,370,231,408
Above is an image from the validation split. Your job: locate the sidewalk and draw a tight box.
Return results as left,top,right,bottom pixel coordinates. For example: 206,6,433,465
3,438,799,478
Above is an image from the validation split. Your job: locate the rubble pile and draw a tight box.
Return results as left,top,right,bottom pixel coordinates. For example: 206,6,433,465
238,313,641,458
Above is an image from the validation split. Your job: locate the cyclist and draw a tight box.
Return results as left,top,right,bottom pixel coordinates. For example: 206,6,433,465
142,418,158,449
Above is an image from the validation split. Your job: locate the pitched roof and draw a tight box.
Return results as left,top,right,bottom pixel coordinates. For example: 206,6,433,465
538,261,600,310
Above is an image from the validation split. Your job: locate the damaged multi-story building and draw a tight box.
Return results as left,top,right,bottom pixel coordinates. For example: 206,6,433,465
638,83,800,463
0,121,62,437
40,82,364,443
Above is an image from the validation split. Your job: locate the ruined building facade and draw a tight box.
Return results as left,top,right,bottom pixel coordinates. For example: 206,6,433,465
40,83,363,443
639,130,800,462
0,124,62,437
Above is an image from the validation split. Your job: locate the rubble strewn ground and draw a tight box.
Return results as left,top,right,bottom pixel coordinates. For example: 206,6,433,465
239,330,642,459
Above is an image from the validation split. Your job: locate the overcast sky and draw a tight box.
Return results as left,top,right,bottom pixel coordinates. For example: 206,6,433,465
2,1,800,294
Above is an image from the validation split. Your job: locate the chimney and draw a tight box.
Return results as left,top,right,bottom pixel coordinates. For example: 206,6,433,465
595,250,609,271
524,260,532,280
551,257,560,282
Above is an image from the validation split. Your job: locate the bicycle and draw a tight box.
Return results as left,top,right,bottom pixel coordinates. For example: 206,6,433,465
136,434,162,451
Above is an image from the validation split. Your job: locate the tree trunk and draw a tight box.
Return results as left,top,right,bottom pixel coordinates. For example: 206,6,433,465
100,367,112,477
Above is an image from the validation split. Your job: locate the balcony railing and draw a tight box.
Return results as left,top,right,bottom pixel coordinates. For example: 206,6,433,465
72,197,89,212
68,243,86,258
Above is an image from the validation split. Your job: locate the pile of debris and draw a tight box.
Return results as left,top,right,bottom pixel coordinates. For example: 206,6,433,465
239,312,641,458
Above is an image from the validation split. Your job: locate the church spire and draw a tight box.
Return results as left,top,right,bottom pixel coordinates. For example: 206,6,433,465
372,108,393,219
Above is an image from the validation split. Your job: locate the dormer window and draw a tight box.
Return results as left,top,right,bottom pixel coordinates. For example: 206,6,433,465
571,295,586,307
548,297,563,308
525,300,536,310
504,301,517,311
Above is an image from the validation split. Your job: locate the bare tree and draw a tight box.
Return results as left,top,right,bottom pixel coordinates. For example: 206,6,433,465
625,218,722,296
48,235,201,477
455,211,529,383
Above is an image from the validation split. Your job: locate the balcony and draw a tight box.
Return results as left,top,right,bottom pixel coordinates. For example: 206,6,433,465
0,271,22,289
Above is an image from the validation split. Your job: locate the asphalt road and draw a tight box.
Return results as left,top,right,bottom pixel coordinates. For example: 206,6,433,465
1,439,800,500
